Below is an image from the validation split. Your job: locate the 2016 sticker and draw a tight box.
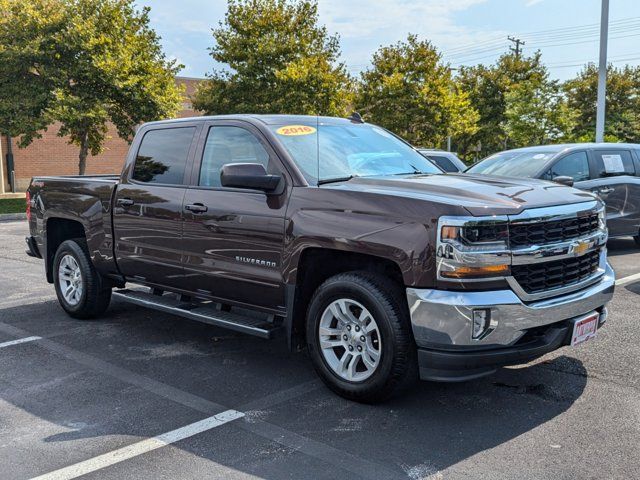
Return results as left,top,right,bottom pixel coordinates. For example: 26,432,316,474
276,125,317,136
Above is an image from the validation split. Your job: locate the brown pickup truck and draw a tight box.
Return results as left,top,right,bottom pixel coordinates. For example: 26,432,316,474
25,115,615,402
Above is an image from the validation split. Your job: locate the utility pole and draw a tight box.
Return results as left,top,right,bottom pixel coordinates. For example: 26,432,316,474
595,0,609,143
507,36,525,58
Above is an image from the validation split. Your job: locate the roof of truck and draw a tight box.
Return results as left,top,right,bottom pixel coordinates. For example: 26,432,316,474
144,114,358,127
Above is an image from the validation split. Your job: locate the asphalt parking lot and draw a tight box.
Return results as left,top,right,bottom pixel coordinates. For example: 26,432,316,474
1,219,639,480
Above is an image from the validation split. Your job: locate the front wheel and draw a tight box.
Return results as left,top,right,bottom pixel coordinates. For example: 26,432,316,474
53,239,111,319
306,272,417,403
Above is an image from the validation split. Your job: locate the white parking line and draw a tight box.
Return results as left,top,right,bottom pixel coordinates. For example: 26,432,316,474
30,409,244,480
615,272,640,286
0,336,41,349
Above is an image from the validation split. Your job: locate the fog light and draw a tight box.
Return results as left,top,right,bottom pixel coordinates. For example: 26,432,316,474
472,308,491,339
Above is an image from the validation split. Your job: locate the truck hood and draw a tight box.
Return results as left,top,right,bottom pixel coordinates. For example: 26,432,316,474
324,173,598,216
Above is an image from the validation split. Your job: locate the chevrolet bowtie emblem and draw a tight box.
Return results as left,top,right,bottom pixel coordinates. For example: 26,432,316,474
572,240,590,255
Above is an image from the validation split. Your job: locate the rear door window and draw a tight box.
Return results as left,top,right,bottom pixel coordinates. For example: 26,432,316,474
132,127,196,184
542,151,590,182
425,155,458,172
199,126,271,187
592,150,635,178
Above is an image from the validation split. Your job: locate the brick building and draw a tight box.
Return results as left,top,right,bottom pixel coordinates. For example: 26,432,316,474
0,76,203,194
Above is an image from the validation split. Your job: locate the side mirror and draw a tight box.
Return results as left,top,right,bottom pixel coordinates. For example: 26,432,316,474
553,176,574,187
220,163,282,193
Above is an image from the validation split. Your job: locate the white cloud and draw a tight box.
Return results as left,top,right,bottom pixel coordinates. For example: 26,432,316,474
525,0,544,6
317,0,507,71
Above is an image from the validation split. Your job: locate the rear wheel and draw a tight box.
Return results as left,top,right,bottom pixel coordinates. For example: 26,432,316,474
306,272,417,403
53,239,111,319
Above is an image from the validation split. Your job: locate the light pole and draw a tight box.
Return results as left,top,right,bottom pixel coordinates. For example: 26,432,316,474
595,0,609,143
447,67,458,152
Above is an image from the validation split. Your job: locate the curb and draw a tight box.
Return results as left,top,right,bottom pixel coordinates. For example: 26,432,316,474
0,213,27,222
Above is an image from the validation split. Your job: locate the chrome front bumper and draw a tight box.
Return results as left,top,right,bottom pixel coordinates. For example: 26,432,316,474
407,261,615,349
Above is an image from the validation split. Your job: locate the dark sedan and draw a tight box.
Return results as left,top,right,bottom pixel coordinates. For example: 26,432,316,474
467,143,640,244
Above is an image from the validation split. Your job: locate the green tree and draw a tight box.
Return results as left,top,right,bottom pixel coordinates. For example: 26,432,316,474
356,35,478,147
194,0,352,116
0,0,182,174
455,64,504,158
456,52,561,157
563,63,640,143
504,69,575,146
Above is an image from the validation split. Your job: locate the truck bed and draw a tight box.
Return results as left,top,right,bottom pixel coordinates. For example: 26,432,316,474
27,173,121,280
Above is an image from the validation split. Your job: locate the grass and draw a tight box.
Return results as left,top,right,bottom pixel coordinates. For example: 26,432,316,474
0,198,26,215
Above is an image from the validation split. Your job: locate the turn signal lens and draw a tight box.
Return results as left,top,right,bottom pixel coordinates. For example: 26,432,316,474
441,264,510,279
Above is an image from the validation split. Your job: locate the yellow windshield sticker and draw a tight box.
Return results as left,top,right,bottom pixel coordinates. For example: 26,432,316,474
276,125,316,136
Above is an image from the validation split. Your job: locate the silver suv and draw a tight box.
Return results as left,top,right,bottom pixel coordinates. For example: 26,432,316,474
467,143,640,245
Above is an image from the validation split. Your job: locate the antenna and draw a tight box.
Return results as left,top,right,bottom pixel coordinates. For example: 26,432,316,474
316,114,320,185
348,112,364,124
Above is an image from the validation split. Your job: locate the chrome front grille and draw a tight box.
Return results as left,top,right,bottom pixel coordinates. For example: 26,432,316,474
511,249,601,294
509,213,600,247
436,201,608,301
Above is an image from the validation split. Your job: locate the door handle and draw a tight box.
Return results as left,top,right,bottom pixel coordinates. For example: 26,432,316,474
598,187,614,195
117,198,134,207
185,203,208,214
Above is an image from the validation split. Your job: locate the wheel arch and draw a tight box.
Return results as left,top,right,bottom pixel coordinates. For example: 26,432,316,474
44,217,86,283
285,247,406,351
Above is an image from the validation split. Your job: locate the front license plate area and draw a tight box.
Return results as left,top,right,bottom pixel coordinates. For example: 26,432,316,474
570,312,599,346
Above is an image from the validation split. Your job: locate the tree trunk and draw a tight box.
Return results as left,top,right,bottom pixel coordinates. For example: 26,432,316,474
78,130,89,175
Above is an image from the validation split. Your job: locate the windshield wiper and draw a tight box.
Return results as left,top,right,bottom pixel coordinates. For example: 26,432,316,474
318,175,357,185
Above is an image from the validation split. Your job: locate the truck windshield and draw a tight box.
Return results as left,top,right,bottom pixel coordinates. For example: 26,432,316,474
467,151,556,177
269,122,441,185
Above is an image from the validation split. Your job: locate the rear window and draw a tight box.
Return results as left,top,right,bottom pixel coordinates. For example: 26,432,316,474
133,127,196,184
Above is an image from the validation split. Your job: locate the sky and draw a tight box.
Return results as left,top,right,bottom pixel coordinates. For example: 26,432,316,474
140,0,640,81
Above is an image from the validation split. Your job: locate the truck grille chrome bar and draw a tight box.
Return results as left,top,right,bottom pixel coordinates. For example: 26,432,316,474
512,249,601,294
509,213,600,247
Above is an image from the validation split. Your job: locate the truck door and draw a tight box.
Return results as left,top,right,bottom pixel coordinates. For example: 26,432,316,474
113,124,199,288
181,120,289,312
588,149,639,237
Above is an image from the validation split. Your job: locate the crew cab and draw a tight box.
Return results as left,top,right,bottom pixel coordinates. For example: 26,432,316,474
25,115,615,402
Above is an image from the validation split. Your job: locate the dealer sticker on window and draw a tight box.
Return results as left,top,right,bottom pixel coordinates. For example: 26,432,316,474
602,154,624,173
276,125,317,136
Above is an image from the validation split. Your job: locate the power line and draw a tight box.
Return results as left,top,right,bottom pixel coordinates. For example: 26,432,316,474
444,22,640,61
441,16,639,56
547,54,640,69
524,31,640,50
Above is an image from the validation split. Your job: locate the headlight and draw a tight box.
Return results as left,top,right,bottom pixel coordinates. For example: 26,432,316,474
437,216,510,280
597,208,606,230
440,224,508,247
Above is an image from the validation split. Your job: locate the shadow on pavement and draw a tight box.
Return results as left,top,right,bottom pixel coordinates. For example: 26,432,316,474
607,237,638,256
0,299,588,479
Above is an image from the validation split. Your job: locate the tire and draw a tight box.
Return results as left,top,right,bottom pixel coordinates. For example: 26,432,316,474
634,234,640,247
306,271,417,403
53,238,111,319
